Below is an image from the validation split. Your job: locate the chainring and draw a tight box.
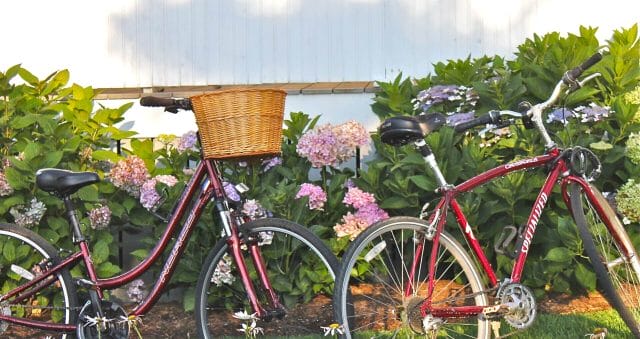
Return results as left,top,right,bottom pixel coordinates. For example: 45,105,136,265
497,283,537,329
77,300,129,339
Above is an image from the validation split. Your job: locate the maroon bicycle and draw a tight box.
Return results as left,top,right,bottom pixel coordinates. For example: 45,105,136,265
333,52,640,338
0,93,339,338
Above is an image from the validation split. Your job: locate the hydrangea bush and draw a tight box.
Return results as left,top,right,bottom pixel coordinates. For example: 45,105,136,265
363,24,640,295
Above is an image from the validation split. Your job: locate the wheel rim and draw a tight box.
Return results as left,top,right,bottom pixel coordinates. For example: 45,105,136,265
0,230,74,331
575,189,640,334
338,219,489,338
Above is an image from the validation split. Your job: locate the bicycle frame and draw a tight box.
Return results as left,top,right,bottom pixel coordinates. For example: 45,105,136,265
0,159,278,332
414,146,634,319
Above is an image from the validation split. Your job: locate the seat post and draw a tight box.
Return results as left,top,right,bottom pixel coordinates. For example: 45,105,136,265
62,195,86,243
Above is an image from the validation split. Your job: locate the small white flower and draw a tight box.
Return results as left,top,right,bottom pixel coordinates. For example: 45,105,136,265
321,323,344,336
233,310,258,321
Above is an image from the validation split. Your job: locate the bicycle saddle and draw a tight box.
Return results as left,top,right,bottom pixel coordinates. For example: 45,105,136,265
379,113,446,146
36,169,100,197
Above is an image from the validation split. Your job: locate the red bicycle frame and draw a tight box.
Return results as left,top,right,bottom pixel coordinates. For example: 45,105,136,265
0,159,280,332
411,147,626,319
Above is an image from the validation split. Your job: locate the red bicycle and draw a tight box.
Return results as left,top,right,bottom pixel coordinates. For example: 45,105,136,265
0,91,339,338
333,52,640,338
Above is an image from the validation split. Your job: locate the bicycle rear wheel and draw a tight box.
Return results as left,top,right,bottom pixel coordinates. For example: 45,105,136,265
334,216,489,338
0,223,78,335
195,218,339,338
570,183,640,337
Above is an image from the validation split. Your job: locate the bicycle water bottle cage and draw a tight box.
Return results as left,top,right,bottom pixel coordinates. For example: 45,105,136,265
35,169,100,197
379,113,446,146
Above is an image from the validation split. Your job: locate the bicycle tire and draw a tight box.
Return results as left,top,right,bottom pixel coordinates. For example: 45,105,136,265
570,183,640,338
0,223,78,336
334,216,490,338
195,218,339,338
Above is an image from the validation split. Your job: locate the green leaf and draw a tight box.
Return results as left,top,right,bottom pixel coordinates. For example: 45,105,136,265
4,167,29,189
92,150,121,163
379,196,411,209
10,114,38,129
183,288,195,312
544,247,573,262
92,240,110,264
408,175,436,192
18,68,39,85
78,185,100,202
42,151,63,168
96,262,121,277
574,262,596,290
23,142,41,161
130,249,149,260
3,241,16,262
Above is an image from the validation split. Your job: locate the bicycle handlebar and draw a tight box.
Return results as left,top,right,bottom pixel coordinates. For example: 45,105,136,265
453,52,603,147
453,111,502,133
140,96,192,113
562,52,603,86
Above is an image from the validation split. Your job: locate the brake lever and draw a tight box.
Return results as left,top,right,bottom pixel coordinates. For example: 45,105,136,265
566,72,602,94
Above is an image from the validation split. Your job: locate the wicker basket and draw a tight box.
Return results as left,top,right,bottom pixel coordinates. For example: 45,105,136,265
190,88,286,160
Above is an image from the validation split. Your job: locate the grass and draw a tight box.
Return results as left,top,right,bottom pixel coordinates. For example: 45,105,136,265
345,309,634,339
212,309,635,338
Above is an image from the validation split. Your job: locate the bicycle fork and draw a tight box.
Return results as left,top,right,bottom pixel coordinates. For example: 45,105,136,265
219,207,285,320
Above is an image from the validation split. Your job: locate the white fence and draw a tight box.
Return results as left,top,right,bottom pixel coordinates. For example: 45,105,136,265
2,0,639,134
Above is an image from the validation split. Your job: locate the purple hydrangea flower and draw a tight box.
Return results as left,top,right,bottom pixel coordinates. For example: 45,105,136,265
446,112,476,127
177,131,198,152
223,181,241,202
575,104,611,123
547,108,575,125
262,157,282,172
139,179,161,211
126,279,147,303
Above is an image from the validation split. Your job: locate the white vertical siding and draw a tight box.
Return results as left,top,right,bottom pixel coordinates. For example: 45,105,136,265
1,0,639,87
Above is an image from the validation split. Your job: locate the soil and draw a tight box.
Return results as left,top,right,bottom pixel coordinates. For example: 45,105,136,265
1,290,612,338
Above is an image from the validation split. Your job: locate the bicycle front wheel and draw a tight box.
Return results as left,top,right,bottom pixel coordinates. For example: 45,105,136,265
0,223,78,335
195,218,339,338
334,216,489,338
570,183,640,337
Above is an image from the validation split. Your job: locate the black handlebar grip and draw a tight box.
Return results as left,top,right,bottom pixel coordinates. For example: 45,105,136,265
563,52,603,83
140,96,177,107
453,111,500,133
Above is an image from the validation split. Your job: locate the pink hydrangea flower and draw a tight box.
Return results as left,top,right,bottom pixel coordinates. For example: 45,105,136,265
334,186,388,240
296,125,339,167
343,187,376,209
88,205,111,230
242,199,266,219
0,171,13,196
295,183,327,211
334,213,370,240
155,175,178,187
296,121,370,168
110,156,149,197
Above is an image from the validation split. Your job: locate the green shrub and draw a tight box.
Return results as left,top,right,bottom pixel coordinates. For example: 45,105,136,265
358,24,640,295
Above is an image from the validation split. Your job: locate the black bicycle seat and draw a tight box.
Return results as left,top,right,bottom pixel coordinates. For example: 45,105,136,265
36,169,100,197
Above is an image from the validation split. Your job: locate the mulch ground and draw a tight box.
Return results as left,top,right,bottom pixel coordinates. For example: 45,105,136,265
2,291,612,338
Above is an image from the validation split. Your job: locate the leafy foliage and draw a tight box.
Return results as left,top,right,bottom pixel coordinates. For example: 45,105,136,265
358,24,640,295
